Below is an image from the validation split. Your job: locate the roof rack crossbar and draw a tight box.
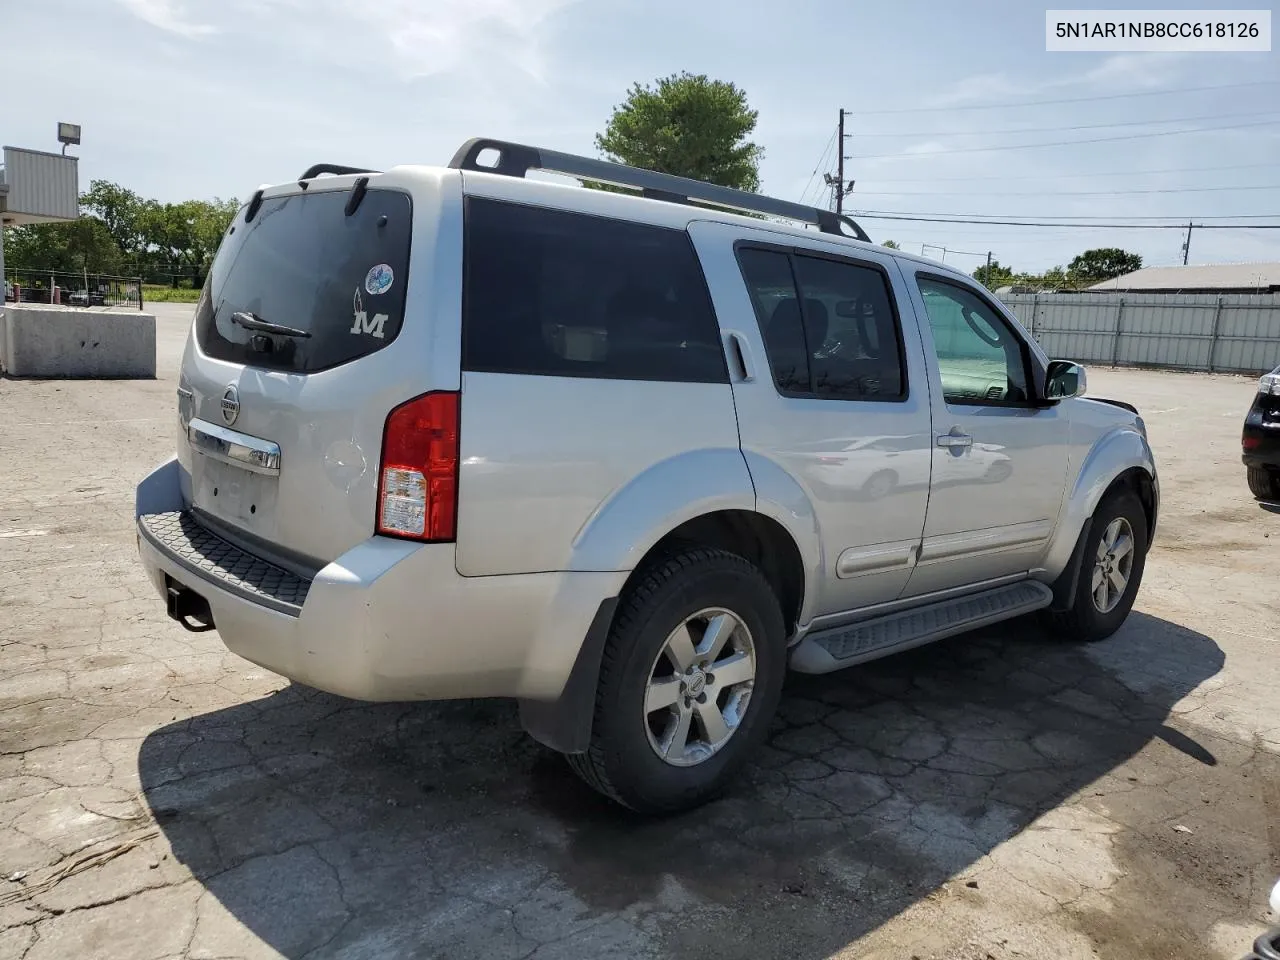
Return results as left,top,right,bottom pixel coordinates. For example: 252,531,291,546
298,163,379,181
448,138,870,242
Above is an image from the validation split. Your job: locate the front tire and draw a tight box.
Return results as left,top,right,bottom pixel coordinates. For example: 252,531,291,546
566,547,786,814
1248,466,1280,501
1043,490,1148,643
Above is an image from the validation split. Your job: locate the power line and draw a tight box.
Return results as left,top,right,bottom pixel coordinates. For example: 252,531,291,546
849,117,1280,161
857,161,1277,184
851,211,1280,229
856,210,1280,222
852,183,1280,198
798,128,837,205
847,79,1280,115
851,107,1278,138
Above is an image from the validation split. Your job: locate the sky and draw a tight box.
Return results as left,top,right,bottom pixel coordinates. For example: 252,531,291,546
3,0,1279,273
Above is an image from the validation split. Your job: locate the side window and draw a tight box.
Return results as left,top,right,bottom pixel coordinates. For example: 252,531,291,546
736,246,907,401
737,248,809,394
462,198,727,383
791,255,906,400
916,278,1030,404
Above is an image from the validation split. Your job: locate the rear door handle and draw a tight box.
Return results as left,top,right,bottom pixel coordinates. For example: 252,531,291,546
937,433,973,449
725,331,755,382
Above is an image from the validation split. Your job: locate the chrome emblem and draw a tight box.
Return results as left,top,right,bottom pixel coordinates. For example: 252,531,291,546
220,385,240,426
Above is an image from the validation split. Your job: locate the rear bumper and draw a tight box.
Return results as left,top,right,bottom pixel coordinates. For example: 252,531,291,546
1243,424,1280,470
135,458,626,702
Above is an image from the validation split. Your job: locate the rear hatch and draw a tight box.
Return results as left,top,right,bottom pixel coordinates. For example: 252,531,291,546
176,178,426,570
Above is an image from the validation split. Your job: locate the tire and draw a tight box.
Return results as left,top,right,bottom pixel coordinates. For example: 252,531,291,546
1043,490,1148,643
1248,466,1280,501
566,547,786,815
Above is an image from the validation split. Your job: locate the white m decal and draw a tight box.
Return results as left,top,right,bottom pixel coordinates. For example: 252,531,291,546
350,288,389,339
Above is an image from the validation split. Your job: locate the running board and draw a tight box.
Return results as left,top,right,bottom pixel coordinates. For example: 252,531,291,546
789,580,1053,675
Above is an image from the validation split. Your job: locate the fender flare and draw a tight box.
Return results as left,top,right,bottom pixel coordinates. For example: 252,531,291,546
1042,426,1157,586
524,448,823,754
566,447,758,572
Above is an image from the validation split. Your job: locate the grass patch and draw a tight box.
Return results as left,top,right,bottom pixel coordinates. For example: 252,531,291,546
142,285,202,303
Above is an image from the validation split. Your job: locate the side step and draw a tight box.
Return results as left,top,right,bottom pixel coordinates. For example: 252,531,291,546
789,580,1053,675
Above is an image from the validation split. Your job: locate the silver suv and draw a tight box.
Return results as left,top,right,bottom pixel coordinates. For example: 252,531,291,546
135,139,1159,814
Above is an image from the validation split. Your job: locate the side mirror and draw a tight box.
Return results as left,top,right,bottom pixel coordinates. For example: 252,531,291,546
1045,360,1087,400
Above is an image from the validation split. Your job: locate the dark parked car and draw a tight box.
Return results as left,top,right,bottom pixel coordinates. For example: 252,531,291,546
1244,365,1280,501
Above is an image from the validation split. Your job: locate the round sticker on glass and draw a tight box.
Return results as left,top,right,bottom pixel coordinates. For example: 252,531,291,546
364,263,394,296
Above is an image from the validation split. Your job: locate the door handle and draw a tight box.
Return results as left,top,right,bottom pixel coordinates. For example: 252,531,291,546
937,433,973,449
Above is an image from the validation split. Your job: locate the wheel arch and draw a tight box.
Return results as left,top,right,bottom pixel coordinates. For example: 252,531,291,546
521,507,810,756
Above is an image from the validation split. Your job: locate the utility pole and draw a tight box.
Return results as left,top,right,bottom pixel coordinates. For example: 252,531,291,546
986,251,993,270
1181,221,1194,265
823,109,855,215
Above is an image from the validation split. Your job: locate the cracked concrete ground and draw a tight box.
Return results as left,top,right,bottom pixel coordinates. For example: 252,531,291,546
2,303,1278,960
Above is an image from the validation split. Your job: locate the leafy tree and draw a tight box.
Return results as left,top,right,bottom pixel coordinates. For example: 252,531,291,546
595,72,763,191
973,259,1014,290
80,180,147,256
1067,248,1142,285
5,180,238,285
5,217,121,274
880,240,900,249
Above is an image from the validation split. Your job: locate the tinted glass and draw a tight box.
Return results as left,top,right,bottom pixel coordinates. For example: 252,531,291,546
737,247,808,393
462,199,727,383
737,247,906,401
917,278,1030,403
194,189,412,374
791,255,906,400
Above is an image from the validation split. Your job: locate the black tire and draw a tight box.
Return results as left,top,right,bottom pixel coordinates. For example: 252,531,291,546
1248,466,1280,501
566,547,786,815
1043,490,1148,643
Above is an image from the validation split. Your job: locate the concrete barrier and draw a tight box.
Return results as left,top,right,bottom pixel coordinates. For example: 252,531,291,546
0,303,156,378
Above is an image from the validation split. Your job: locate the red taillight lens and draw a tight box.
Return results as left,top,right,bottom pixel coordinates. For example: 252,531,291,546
1243,434,1261,451
377,392,460,542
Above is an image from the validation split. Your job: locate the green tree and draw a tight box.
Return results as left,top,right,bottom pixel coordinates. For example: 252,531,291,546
80,180,147,256
595,72,763,191
973,259,1014,290
139,197,238,285
880,239,900,249
5,217,121,274
1067,247,1142,285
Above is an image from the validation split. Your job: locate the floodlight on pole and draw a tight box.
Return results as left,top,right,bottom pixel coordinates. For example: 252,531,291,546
57,123,81,156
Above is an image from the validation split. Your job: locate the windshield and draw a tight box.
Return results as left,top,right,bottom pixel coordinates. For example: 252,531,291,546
194,187,412,374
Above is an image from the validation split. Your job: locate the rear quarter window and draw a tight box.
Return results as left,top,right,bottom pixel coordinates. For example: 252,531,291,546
462,198,728,383
195,188,412,374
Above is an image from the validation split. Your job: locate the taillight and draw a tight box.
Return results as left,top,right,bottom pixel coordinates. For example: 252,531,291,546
1243,434,1261,451
376,392,460,542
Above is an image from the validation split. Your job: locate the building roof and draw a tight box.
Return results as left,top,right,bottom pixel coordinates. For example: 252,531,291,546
1089,262,1280,293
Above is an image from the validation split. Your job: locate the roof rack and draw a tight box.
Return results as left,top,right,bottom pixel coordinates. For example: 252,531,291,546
298,163,379,181
448,137,871,242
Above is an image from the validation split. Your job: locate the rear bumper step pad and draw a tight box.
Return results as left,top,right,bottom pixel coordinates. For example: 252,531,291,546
139,511,311,617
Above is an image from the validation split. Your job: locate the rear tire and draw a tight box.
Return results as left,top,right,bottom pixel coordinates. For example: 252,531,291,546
566,547,786,815
1043,490,1148,643
1248,466,1280,501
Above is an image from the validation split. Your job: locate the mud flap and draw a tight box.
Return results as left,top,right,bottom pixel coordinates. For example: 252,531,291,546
518,597,618,755
1049,516,1092,613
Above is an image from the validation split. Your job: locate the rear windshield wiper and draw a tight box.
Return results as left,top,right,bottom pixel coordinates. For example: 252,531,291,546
231,311,313,339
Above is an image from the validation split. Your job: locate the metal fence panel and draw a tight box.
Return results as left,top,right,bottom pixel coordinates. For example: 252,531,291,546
1000,292,1280,375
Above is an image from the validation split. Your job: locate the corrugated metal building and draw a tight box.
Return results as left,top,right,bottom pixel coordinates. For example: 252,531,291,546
1089,262,1280,295
0,146,79,225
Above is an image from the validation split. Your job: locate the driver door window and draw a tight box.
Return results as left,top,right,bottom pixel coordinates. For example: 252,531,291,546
916,278,1029,405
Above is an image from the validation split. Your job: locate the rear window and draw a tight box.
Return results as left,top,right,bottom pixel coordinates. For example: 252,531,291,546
462,198,727,383
194,188,412,374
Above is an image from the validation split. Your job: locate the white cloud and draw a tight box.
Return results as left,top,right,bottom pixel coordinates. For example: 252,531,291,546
114,0,216,38
115,0,575,82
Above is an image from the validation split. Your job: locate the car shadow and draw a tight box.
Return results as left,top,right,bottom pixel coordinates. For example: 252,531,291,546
138,611,1225,959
